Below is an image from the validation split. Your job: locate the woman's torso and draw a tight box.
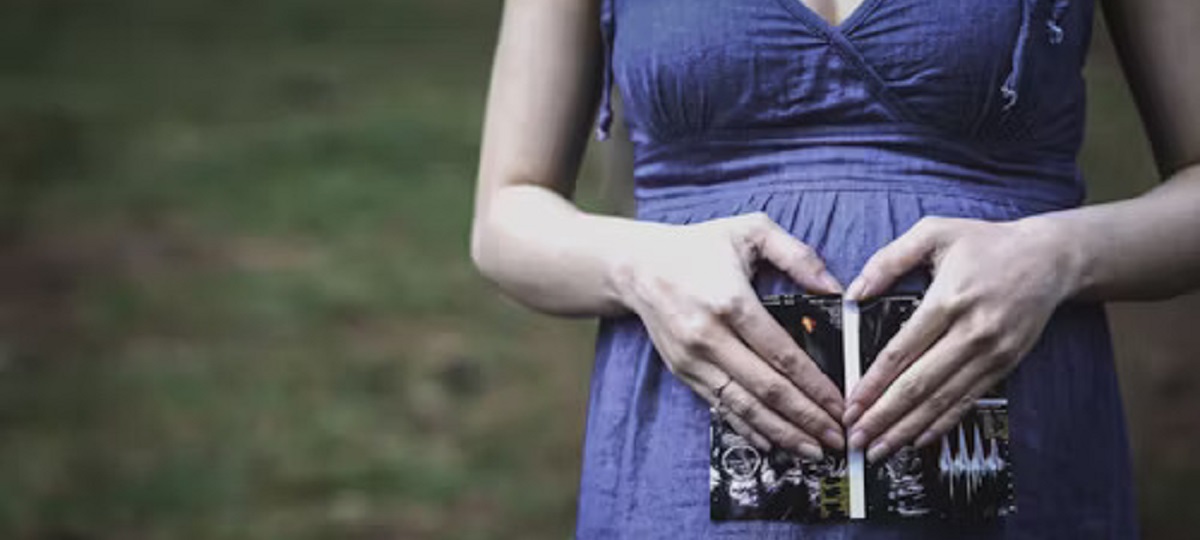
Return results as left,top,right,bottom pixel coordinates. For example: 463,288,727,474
578,1,1138,538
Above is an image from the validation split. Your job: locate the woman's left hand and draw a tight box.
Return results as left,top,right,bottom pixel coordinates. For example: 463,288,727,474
840,215,1081,463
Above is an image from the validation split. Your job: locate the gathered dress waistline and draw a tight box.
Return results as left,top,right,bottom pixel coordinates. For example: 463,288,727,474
632,124,1084,215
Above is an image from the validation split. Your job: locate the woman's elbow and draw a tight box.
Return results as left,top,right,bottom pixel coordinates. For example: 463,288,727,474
469,220,497,281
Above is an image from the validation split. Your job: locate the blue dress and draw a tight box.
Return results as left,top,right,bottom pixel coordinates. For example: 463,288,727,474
579,0,1138,538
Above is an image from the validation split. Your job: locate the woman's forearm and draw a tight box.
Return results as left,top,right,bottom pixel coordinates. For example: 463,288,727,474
1025,162,1200,302
471,183,672,318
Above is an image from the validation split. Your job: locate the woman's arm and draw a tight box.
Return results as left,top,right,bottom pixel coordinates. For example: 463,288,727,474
471,0,847,457
471,0,616,316
1044,0,1200,301
839,0,1200,461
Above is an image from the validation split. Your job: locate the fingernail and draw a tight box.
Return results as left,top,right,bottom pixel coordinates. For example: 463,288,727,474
821,273,843,293
914,431,936,449
798,442,824,461
848,429,867,451
842,403,863,427
846,278,869,300
867,440,890,463
823,428,845,450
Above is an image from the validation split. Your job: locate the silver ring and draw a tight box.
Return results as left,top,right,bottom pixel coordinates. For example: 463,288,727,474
714,377,734,402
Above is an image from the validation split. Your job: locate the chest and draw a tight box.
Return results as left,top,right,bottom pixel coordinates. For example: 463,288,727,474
794,0,869,27
610,0,1091,144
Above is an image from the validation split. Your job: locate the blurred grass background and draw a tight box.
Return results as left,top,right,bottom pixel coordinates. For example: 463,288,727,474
0,1,1196,538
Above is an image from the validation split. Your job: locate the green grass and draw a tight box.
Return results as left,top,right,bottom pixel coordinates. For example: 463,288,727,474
0,1,602,538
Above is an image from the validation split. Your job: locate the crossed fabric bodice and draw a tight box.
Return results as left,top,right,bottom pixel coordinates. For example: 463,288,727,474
597,0,1091,211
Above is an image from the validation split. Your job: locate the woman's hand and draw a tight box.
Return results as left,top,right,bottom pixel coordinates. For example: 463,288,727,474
841,216,1080,463
614,212,847,459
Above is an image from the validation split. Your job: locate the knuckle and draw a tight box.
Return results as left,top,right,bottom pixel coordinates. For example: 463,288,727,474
923,298,951,320
795,409,824,434
819,394,842,414
758,380,790,408
726,391,756,419
916,216,948,233
927,391,953,413
675,317,716,354
793,242,819,262
898,378,928,403
889,423,918,442
816,388,844,410
964,326,1000,353
941,289,976,314
852,380,879,403
710,293,749,321
738,212,773,238
855,418,879,439
665,355,699,379
996,346,1021,368
876,348,905,368
860,256,889,277
768,349,802,377
746,211,773,229
954,393,976,412
993,336,1025,364
660,355,685,376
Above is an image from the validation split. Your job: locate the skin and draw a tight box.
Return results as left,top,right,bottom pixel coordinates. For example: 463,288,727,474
470,0,1200,463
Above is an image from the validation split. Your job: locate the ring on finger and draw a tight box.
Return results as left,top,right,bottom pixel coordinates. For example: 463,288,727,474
711,376,735,416
714,376,734,401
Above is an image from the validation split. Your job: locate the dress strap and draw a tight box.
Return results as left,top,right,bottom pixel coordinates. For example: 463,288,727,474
595,0,616,141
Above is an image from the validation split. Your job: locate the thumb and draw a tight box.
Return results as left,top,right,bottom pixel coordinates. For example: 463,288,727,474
847,217,950,300
745,213,843,294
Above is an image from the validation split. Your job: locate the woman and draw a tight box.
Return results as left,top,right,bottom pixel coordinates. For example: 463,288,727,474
470,0,1200,537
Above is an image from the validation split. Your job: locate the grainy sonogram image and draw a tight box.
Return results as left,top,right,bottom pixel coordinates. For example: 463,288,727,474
710,416,849,522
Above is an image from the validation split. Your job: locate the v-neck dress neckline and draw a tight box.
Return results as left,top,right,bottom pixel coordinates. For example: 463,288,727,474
777,0,885,36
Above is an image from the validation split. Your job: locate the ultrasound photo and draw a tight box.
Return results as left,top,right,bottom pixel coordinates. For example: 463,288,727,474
865,402,1015,520
711,294,847,522
709,293,1016,523
710,417,849,522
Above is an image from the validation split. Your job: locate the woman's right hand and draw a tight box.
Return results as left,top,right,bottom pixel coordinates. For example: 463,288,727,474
612,212,847,459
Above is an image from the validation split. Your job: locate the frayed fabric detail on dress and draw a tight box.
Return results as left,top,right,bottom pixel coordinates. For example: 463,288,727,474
1047,0,1071,45
1000,0,1033,112
595,0,616,141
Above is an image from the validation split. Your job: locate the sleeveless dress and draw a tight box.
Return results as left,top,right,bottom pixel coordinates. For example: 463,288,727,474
578,0,1138,538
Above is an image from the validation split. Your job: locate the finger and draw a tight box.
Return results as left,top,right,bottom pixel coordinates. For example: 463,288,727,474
681,361,772,451
846,321,974,453
722,407,773,453
720,378,827,460
845,292,954,426
846,217,950,301
865,359,1000,463
913,373,1008,450
713,330,845,450
721,289,845,421
750,215,843,294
